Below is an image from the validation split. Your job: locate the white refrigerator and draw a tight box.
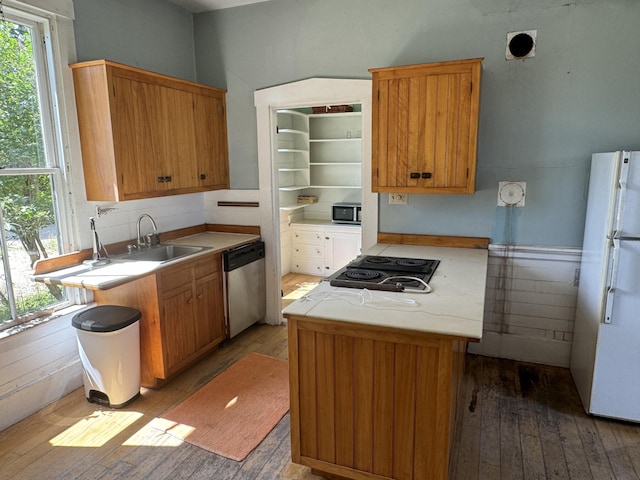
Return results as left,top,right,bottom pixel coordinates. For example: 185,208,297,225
571,151,640,422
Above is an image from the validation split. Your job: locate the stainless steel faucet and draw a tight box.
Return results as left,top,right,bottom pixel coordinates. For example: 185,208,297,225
136,214,160,248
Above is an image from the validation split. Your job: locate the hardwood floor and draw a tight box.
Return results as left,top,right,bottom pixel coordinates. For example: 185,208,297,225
281,273,322,310
451,355,640,480
1,321,639,480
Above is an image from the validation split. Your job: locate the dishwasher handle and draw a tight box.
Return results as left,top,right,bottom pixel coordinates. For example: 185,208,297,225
223,241,265,272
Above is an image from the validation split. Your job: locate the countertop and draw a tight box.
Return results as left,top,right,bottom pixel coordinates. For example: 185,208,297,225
282,243,488,339
33,232,260,291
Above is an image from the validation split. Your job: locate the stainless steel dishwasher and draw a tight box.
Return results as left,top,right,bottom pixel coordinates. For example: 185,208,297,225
223,241,266,338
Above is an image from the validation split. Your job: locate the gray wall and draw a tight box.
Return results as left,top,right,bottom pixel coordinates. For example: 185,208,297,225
193,0,640,247
73,0,196,80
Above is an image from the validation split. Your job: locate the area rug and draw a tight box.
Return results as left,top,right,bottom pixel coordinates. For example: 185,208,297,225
160,353,289,461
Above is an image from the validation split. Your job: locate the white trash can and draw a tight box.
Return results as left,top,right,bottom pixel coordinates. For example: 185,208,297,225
72,305,141,408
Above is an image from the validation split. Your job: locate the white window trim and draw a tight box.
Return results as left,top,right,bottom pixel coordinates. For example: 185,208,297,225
1,0,86,329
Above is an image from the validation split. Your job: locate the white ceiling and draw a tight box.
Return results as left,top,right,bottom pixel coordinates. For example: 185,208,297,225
167,0,270,13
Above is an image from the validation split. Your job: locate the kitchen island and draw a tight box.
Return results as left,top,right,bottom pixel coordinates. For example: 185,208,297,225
283,243,488,480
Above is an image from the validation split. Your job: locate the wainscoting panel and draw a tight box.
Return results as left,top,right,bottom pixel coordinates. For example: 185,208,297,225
468,245,581,367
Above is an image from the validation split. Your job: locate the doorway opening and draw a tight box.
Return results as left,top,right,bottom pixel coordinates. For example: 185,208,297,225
254,79,377,326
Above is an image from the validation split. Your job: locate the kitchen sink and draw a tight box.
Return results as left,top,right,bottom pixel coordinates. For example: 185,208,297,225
113,244,207,263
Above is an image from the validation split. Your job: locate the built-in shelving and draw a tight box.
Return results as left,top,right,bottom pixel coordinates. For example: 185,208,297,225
276,107,363,217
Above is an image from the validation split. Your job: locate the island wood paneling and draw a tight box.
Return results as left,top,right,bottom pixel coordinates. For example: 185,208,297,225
287,315,467,480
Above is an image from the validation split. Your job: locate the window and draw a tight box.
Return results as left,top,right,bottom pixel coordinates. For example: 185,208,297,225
0,4,73,332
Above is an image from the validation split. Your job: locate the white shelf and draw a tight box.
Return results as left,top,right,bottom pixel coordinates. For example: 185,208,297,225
279,128,308,136
279,204,310,211
310,162,361,166
279,168,308,172
309,138,361,143
309,185,361,189
309,111,362,118
277,148,308,153
279,185,310,191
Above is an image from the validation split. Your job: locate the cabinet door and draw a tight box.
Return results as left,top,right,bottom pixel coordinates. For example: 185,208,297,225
194,271,225,349
111,76,165,197
324,231,361,275
159,86,197,191
371,59,481,194
160,282,197,376
194,92,229,189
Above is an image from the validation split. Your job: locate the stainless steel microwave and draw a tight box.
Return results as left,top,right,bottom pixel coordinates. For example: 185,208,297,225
332,203,361,224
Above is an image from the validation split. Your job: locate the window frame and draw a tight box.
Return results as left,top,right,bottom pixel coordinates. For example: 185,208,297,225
1,0,79,331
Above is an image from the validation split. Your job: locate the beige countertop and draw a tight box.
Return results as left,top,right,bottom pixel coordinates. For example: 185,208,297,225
33,232,260,291
282,243,488,339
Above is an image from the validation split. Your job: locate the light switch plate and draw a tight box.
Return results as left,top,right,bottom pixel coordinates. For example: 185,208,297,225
498,181,526,207
389,193,408,205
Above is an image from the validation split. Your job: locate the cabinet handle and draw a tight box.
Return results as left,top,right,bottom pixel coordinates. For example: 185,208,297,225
199,174,207,180
165,175,172,182
325,266,330,269
157,176,165,183
187,297,194,304
421,172,432,179
197,293,204,300
410,172,420,179
325,237,330,240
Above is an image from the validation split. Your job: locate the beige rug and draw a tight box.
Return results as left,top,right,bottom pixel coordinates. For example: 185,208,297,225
160,353,289,461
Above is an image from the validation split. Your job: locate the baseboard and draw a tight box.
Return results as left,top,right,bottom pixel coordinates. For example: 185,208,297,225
467,331,572,367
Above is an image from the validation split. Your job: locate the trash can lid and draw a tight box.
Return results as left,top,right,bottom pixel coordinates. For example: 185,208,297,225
72,305,141,332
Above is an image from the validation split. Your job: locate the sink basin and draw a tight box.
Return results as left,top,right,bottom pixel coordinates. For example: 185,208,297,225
114,244,206,263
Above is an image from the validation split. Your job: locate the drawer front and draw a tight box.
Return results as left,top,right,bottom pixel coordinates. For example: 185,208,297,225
291,258,324,276
292,243,324,259
292,229,323,245
159,265,193,292
195,254,220,279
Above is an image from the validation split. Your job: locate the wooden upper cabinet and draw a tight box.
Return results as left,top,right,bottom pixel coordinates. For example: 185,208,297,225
369,58,483,194
194,92,230,189
70,60,229,201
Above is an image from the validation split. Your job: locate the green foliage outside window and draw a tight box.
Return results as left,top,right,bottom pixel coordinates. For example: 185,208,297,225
0,18,64,326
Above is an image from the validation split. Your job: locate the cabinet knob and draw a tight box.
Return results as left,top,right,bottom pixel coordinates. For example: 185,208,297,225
410,172,420,179
325,237,330,240
421,172,432,179
187,297,194,304
199,174,207,180
197,293,204,300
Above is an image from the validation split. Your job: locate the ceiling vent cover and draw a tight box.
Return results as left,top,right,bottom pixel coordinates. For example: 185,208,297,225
506,30,537,60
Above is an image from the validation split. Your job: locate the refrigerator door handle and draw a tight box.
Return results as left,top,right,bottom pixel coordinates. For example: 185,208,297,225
604,237,621,324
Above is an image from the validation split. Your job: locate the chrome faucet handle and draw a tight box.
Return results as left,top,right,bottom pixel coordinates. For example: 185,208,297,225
145,233,153,248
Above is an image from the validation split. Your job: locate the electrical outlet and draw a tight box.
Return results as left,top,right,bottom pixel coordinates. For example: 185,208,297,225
389,193,408,205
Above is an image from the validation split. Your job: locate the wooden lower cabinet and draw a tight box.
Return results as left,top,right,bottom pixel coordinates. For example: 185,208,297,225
287,315,467,480
94,252,225,388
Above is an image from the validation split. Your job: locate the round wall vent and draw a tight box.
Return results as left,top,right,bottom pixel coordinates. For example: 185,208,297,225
506,30,537,60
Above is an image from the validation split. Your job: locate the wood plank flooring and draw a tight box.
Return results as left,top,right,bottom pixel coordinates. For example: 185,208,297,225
451,355,640,480
281,273,322,310
2,316,639,479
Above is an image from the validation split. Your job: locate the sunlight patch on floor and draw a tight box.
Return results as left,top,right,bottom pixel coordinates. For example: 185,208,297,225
49,410,143,447
283,282,318,300
123,417,194,446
